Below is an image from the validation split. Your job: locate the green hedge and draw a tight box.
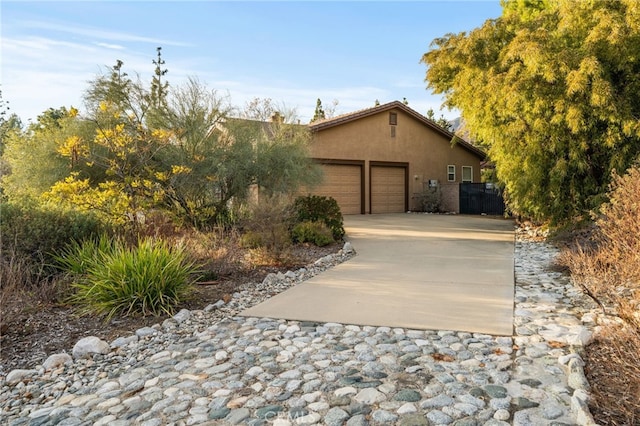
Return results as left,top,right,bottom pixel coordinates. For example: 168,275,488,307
292,220,334,246
293,195,344,240
0,201,104,264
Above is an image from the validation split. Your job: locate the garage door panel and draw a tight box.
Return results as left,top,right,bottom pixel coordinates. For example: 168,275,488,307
313,164,362,215
371,166,405,214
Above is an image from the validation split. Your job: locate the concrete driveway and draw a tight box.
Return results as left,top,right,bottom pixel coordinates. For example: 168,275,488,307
241,214,515,335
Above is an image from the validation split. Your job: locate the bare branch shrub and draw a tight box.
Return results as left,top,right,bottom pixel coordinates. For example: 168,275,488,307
558,165,640,424
241,194,295,265
583,323,640,425
414,187,442,213
559,166,640,328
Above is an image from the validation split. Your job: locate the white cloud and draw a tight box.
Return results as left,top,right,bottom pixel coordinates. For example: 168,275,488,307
1,34,162,121
21,20,190,47
1,30,455,124
3,36,96,58
95,42,125,50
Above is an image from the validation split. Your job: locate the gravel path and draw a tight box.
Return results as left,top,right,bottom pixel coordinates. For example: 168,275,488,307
0,239,598,425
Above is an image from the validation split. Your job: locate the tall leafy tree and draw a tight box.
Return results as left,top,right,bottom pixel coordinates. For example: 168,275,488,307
0,87,23,160
45,60,168,227
156,77,238,227
422,0,640,224
236,99,322,196
1,107,93,202
251,115,321,196
156,89,320,227
0,87,11,149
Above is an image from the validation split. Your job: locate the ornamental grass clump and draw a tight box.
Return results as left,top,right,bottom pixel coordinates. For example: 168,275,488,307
58,237,198,320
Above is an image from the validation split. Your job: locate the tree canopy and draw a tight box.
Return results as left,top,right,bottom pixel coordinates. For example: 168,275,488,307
422,0,640,224
1,53,320,230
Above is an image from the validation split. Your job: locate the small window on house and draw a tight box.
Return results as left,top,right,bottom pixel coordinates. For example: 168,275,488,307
389,112,397,125
447,165,455,182
390,126,396,137
462,166,473,183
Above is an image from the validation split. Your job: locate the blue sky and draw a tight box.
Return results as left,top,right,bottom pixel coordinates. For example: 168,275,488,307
1,1,502,123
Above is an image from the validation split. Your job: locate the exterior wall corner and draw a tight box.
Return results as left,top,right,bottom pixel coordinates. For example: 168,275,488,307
440,183,460,213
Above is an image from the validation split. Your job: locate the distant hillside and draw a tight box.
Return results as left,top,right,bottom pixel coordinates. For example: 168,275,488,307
449,117,463,133
449,117,477,145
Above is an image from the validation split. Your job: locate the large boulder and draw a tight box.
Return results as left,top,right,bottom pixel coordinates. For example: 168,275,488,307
72,336,110,359
5,369,37,385
43,353,73,370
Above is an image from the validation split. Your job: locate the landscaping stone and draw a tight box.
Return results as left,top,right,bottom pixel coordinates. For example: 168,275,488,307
0,240,598,426
42,353,73,371
71,336,110,359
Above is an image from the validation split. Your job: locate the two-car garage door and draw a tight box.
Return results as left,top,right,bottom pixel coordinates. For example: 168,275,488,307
314,163,406,215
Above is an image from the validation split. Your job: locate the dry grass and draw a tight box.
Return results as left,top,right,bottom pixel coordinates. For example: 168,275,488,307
176,228,249,280
0,251,65,333
583,323,640,425
558,165,640,424
1,226,340,373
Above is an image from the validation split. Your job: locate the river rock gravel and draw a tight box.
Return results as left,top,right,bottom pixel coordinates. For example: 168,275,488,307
0,238,599,425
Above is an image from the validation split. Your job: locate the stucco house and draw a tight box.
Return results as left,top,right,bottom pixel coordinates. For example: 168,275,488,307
306,101,486,214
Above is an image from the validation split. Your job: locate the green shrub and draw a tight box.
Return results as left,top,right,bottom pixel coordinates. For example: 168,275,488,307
58,237,198,320
239,231,264,249
292,221,334,247
0,201,105,267
293,195,344,240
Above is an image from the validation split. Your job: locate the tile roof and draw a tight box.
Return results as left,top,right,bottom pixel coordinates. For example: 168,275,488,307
309,101,486,160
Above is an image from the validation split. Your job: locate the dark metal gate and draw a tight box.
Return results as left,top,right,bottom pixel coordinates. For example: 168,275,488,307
460,183,505,215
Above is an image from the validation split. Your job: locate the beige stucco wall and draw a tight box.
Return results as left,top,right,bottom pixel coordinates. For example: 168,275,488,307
309,107,482,213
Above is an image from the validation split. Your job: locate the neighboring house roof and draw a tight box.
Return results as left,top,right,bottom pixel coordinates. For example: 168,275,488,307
225,116,275,133
309,101,486,160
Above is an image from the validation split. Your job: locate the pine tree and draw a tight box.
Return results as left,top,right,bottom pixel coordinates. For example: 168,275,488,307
150,47,169,110
311,98,326,122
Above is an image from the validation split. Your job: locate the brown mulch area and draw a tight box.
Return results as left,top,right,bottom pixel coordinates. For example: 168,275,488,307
0,243,339,375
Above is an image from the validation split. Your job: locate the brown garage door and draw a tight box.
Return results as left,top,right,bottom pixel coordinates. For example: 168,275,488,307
371,166,406,213
313,164,362,215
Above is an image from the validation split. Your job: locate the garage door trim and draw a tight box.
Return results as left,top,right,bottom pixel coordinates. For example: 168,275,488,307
314,158,365,214
369,161,409,213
